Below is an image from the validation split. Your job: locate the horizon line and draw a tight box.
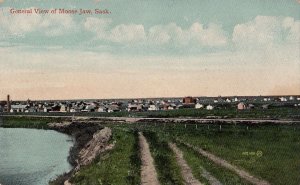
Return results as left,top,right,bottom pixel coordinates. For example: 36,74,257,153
1,94,300,102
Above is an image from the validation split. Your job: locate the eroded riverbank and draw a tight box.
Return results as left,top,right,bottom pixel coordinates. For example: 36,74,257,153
47,122,113,185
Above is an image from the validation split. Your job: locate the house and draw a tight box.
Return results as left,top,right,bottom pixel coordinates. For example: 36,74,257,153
70,108,76,113
70,105,83,112
10,104,28,112
25,107,37,113
43,106,52,112
237,102,247,110
195,103,204,109
148,104,158,111
167,105,174,110
279,97,287,102
51,104,61,112
183,97,196,104
128,104,143,112
107,105,120,112
206,105,214,110
82,104,96,112
167,104,177,110
98,106,108,112
60,105,67,112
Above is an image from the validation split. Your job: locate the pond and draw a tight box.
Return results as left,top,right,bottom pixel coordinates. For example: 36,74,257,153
0,128,73,185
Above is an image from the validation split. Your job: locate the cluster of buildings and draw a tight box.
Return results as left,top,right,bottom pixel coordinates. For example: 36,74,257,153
0,95,300,113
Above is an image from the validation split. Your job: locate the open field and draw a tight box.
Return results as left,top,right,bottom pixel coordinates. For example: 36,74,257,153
1,116,300,185
0,116,64,128
134,123,300,185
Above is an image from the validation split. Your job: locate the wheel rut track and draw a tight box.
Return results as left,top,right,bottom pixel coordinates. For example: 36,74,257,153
139,132,160,185
178,140,271,185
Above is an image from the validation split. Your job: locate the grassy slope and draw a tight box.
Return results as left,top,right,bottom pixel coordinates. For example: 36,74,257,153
71,129,141,185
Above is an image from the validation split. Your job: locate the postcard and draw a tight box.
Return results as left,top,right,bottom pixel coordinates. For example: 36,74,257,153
0,0,299,185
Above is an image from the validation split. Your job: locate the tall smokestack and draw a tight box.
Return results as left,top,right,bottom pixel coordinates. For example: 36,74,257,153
7,94,11,112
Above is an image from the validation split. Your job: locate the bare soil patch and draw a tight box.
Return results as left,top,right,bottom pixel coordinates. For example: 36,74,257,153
139,132,160,185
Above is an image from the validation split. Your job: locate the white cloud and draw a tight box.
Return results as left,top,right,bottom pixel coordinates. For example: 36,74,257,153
0,7,76,38
148,23,185,45
84,17,146,43
109,24,146,43
233,16,300,48
0,8,41,36
84,17,112,39
146,22,228,47
40,14,76,37
282,17,300,43
84,18,227,47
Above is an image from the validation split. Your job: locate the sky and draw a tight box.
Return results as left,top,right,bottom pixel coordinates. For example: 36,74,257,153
0,0,299,100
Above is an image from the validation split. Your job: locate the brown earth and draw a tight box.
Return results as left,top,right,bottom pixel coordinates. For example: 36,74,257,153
76,127,113,169
48,122,114,185
139,132,160,185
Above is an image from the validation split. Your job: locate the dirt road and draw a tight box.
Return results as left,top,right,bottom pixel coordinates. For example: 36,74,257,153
139,132,160,185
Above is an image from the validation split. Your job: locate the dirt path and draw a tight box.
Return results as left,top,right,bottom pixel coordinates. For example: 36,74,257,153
139,132,160,185
180,141,270,185
201,168,223,185
169,143,203,185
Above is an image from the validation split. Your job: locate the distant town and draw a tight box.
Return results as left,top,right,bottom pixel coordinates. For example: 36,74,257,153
1,95,300,114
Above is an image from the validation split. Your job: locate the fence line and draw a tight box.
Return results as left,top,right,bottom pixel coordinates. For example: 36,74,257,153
138,122,300,133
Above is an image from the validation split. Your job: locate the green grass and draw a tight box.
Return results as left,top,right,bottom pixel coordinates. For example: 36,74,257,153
137,107,300,119
145,123,300,185
0,116,64,128
71,129,141,185
2,115,300,185
177,143,251,185
143,131,184,185
1,106,299,119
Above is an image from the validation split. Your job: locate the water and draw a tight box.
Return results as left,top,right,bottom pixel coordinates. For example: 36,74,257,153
0,128,74,185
